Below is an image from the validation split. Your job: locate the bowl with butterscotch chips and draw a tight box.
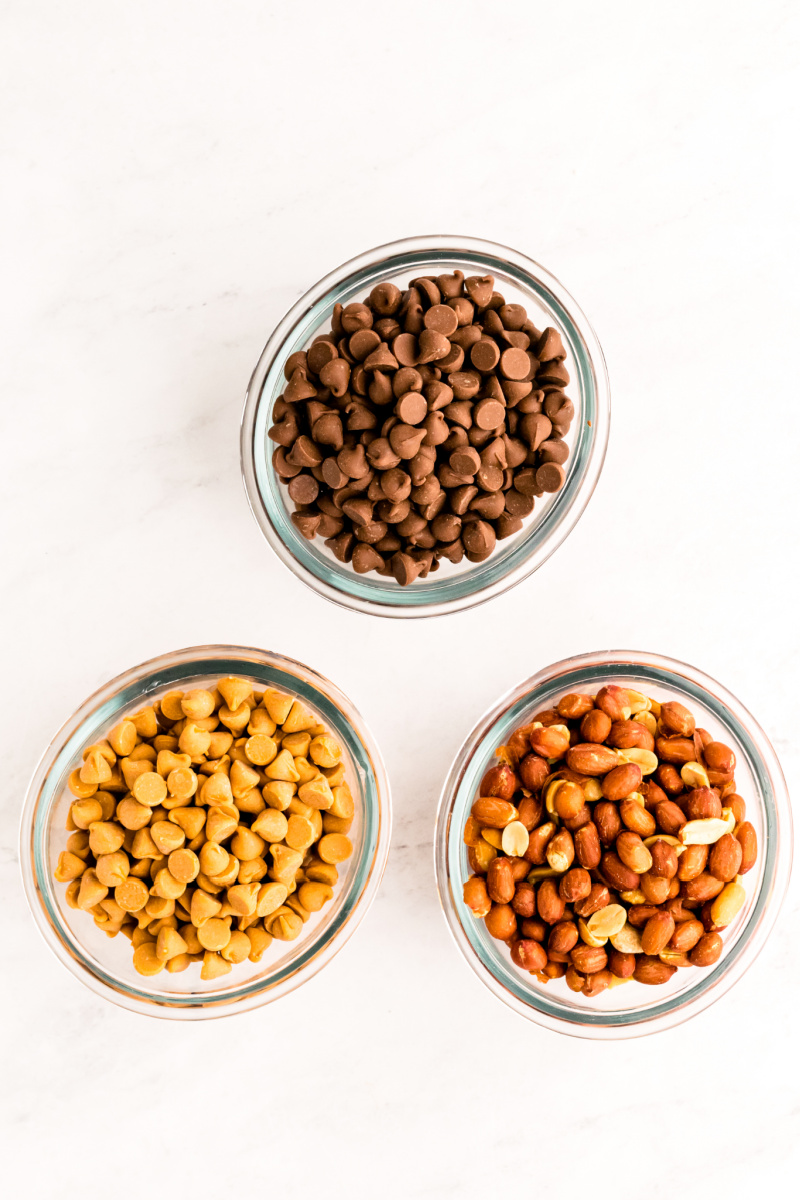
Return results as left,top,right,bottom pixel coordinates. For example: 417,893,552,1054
20,646,391,1018
242,235,610,617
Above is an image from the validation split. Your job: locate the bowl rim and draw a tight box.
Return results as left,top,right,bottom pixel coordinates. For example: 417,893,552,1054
433,649,793,1039
240,233,610,619
19,644,392,1020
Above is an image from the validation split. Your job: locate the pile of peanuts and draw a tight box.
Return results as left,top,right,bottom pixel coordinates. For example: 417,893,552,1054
462,685,758,996
54,677,354,980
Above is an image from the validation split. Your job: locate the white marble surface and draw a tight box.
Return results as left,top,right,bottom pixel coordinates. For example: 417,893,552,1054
3,2,799,1195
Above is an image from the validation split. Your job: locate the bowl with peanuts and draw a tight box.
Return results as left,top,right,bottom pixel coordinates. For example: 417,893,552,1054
20,646,391,1018
435,650,792,1038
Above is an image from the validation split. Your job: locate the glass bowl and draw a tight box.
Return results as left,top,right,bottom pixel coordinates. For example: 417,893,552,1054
434,650,792,1038
20,646,391,1020
241,235,610,618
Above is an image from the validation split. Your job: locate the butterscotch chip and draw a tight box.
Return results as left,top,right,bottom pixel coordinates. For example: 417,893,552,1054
132,772,168,807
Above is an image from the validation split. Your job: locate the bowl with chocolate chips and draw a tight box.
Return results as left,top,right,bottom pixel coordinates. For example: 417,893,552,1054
242,236,609,616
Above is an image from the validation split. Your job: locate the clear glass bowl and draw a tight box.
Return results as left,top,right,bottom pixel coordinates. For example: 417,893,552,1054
20,646,391,1020
241,235,610,618
434,650,792,1038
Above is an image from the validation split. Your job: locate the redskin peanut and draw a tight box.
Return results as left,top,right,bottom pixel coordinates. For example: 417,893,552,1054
463,687,759,994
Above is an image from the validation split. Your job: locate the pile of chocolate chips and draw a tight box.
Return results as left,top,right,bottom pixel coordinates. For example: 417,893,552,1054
269,271,573,585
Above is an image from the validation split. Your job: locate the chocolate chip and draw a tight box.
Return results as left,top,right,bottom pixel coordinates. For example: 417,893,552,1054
269,416,300,448
449,445,481,476
409,444,436,486
470,491,505,520
449,484,479,515
321,457,349,490
349,329,381,361
274,448,301,481
418,492,447,521
496,513,523,539
517,389,544,414
326,531,355,562
284,351,308,380
417,329,451,364
381,468,412,502
340,303,373,333
449,371,481,400
422,411,449,446
392,332,418,366
413,278,441,308
317,514,344,539
365,437,401,470
374,317,401,341
362,343,399,372
287,435,323,469
424,304,459,337
369,282,402,315
435,344,463,373
470,338,500,373
341,497,374,526
514,468,544,497
443,400,474,429
307,342,338,377
472,397,504,431
499,347,530,380
389,423,427,460
377,499,411,524
319,359,351,397
346,403,377,431
536,462,566,493
436,271,465,299
465,275,494,307
499,304,527,331
450,324,482,351
288,474,320,506
431,513,462,542
369,371,394,406
354,520,388,545
411,477,441,506
425,380,453,411
284,369,318,404
476,464,504,492
337,444,369,478
438,538,464,563
395,392,427,425
462,519,496,562
391,551,424,586
535,327,566,361
504,488,535,517
538,437,569,465
502,435,528,468
352,543,385,574
291,511,321,540
537,360,570,388
520,412,552,449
